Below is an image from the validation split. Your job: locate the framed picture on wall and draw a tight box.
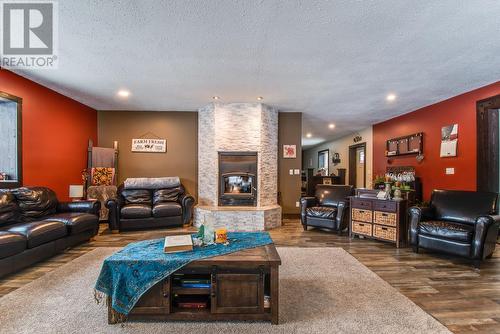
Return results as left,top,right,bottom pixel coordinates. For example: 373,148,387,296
440,124,458,157
283,145,297,158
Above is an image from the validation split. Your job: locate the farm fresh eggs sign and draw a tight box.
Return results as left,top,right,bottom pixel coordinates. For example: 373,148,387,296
131,139,166,153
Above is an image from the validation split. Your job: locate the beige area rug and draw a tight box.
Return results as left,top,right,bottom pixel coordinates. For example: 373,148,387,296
0,247,451,334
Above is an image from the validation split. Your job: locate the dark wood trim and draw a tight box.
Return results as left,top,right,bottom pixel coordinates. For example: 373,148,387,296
348,143,366,188
477,94,500,192
0,91,22,189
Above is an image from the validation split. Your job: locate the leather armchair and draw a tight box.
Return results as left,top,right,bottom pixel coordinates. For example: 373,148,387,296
106,184,195,232
409,190,499,267
300,185,354,234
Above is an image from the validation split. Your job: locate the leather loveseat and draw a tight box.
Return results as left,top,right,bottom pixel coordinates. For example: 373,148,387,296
106,183,195,232
409,189,500,267
300,185,354,234
0,187,100,277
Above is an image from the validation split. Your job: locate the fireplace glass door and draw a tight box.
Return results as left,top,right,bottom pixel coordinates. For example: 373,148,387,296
223,174,254,195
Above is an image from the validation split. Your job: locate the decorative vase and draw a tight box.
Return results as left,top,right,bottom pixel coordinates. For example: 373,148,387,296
203,217,215,245
393,188,403,201
384,182,392,200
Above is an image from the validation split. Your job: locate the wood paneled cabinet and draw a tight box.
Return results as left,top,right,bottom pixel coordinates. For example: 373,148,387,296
212,271,264,314
349,197,408,248
109,245,281,325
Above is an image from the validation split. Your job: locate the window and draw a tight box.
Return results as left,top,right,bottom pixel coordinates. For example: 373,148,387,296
318,149,329,175
0,92,22,188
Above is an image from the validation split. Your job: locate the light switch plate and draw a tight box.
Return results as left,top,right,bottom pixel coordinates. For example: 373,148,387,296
446,167,455,175
289,169,294,175
294,169,300,175
295,201,300,207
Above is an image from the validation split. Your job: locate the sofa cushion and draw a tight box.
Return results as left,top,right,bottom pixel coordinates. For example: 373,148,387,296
121,189,151,205
7,220,67,248
0,231,26,259
11,187,58,221
306,206,337,219
0,191,19,227
152,202,182,218
121,204,152,219
43,212,98,235
419,220,474,242
153,187,182,204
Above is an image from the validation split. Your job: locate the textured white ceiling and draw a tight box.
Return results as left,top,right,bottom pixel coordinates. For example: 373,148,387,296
11,0,500,148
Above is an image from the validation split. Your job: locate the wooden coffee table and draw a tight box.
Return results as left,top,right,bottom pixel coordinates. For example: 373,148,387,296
108,244,281,324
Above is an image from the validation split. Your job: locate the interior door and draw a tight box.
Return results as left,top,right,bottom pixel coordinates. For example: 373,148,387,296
477,95,500,192
355,147,365,188
211,272,264,314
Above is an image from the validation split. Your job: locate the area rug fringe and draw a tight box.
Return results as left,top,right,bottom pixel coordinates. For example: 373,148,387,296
93,289,128,324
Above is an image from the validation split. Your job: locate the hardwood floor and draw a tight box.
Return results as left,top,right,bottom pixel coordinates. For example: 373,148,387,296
0,219,499,334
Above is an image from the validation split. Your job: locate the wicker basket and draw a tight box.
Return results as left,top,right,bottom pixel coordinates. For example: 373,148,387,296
351,208,372,223
352,221,372,236
374,211,397,227
373,225,396,241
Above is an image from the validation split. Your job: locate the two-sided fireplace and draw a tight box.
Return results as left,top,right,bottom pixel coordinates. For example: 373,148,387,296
218,152,257,206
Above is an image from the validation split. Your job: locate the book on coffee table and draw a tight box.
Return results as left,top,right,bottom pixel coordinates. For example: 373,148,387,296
164,235,193,253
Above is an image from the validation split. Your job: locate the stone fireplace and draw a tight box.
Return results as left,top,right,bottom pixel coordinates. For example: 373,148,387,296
194,103,282,231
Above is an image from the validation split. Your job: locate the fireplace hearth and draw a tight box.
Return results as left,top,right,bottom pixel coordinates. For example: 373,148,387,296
218,152,257,206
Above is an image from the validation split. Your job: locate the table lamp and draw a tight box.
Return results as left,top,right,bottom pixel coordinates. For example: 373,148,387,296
69,185,84,201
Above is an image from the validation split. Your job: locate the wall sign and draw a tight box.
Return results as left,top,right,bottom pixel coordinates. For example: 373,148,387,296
131,138,167,153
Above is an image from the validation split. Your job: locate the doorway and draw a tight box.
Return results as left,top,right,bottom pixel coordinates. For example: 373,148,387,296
477,94,500,193
349,143,366,188
318,149,329,175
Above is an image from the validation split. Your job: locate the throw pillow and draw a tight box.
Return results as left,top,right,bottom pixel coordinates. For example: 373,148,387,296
91,167,115,186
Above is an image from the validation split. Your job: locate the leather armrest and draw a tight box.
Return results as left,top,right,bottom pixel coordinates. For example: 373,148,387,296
336,200,350,231
300,197,317,225
472,215,500,259
57,200,100,215
105,199,120,232
179,194,195,225
408,206,434,245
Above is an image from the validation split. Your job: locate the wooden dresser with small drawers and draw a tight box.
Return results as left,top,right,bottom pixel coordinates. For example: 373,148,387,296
349,197,408,248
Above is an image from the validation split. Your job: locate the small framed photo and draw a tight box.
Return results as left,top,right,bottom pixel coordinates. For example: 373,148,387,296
283,145,297,159
323,178,332,185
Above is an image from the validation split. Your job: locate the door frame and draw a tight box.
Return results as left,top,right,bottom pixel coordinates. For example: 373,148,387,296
349,142,366,188
477,94,500,192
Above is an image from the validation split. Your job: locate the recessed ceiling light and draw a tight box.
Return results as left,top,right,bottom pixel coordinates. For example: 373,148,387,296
212,96,220,100
117,90,130,98
306,133,312,138
328,123,335,129
386,93,397,102
257,96,263,101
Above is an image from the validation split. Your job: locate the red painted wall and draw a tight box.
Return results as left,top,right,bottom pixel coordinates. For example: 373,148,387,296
0,70,97,200
373,81,500,201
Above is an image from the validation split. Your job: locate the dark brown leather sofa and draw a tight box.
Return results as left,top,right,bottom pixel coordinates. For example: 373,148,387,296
300,185,354,234
409,189,500,267
0,187,100,277
106,183,195,232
